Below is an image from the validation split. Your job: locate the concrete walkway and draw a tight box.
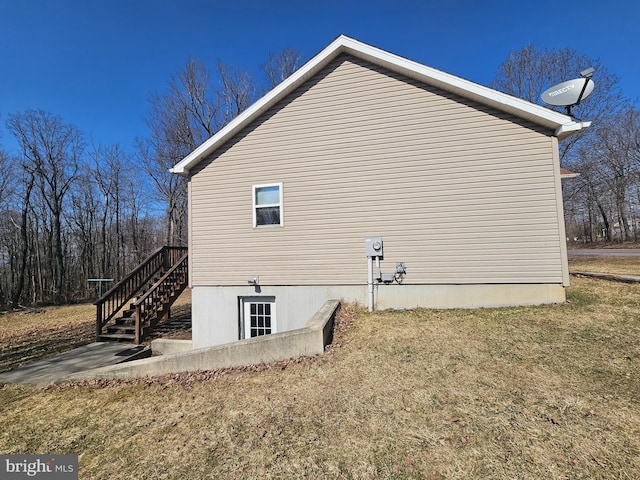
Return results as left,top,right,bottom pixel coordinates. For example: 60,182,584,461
0,342,150,387
568,249,640,257
0,299,340,386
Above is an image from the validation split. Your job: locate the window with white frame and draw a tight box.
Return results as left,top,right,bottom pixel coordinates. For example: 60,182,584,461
253,183,283,227
242,297,276,338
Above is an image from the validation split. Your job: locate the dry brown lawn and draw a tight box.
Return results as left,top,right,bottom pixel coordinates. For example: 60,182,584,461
0,273,639,479
0,304,95,372
0,290,192,372
569,255,640,276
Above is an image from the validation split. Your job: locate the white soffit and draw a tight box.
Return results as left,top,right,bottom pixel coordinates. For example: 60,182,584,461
171,35,586,176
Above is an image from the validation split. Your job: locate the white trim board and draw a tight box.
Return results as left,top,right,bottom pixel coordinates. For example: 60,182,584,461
171,35,588,176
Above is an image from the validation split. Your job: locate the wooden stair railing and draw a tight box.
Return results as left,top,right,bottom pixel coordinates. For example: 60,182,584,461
95,246,188,340
133,253,189,344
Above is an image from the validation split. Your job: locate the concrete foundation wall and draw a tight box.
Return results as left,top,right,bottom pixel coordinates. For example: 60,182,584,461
375,283,566,309
191,283,565,349
191,285,361,349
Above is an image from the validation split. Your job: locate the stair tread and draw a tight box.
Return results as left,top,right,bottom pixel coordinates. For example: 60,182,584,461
107,326,135,334
115,316,135,325
99,333,136,341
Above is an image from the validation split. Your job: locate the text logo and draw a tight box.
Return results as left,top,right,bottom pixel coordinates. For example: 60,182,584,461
1,455,78,479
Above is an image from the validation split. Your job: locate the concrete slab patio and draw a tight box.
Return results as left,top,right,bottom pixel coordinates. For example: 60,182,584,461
0,342,150,387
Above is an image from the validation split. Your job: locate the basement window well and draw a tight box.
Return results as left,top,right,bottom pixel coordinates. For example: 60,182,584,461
253,183,283,227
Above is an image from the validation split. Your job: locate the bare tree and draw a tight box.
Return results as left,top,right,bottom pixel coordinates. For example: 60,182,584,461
0,149,12,206
140,58,259,246
0,148,16,305
91,144,132,278
0,47,305,306
177,58,220,140
216,62,259,127
157,58,220,146
491,45,638,244
595,108,640,240
65,142,152,297
13,172,35,304
137,136,188,247
139,58,223,247
69,170,98,297
491,44,625,161
140,50,299,248
261,48,301,89
7,110,83,302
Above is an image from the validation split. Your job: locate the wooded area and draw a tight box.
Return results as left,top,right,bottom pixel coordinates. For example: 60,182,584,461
0,49,300,308
0,44,638,308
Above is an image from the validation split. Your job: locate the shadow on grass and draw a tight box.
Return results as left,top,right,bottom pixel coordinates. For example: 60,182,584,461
0,321,94,373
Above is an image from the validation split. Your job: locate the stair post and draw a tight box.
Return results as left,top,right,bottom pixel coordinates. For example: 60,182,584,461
163,246,169,272
134,303,142,345
96,306,103,340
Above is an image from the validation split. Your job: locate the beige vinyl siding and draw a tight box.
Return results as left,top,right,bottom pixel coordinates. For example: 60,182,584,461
189,54,564,286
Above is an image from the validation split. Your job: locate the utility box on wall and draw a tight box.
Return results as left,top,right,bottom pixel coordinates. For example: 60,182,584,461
366,237,384,258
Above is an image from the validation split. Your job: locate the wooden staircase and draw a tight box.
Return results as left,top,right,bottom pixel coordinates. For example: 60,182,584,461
95,246,188,344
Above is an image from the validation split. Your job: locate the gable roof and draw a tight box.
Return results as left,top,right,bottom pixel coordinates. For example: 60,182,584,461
171,35,590,176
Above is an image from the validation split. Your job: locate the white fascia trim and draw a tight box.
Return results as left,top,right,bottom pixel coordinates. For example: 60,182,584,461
556,121,591,140
560,172,581,179
170,37,349,176
170,34,587,176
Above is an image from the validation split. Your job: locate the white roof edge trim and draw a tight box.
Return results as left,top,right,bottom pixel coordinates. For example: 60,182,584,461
560,172,581,179
171,35,350,176
556,121,591,139
171,34,588,176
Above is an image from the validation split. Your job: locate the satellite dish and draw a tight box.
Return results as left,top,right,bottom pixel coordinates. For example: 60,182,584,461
541,68,595,116
541,78,594,106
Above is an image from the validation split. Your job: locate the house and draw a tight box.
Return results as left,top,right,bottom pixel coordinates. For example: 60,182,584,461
171,35,589,349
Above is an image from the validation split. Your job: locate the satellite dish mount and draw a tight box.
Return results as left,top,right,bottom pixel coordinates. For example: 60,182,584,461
541,67,595,117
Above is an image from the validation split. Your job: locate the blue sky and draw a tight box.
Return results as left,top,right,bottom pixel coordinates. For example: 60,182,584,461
1,0,638,156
